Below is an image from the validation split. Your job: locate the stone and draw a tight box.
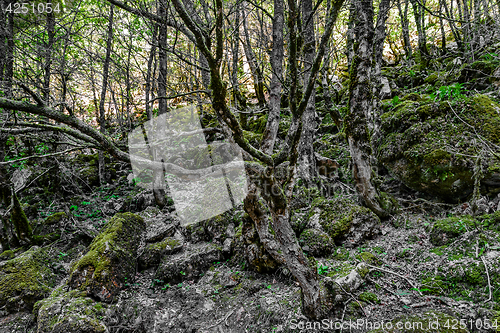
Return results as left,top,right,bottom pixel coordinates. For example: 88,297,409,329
68,213,146,302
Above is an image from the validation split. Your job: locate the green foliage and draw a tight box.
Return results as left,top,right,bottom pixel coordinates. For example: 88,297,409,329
480,52,499,61
431,83,465,101
317,263,329,275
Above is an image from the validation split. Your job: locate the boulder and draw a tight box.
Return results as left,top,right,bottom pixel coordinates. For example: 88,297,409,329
429,215,476,246
34,287,107,333
377,94,500,201
68,213,145,302
0,246,57,312
154,242,224,284
307,196,381,247
299,229,334,256
138,237,183,270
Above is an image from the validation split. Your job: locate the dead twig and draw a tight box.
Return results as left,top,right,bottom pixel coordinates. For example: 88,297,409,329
335,281,367,317
481,256,492,302
204,309,234,330
366,264,423,297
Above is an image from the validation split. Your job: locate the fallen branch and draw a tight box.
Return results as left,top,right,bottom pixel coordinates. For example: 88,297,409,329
0,146,89,166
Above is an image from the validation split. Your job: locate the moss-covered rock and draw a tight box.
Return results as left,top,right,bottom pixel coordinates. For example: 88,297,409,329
154,242,224,284
0,246,57,312
68,213,145,302
308,196,381,247
429,215,476,246
367,310,468,332
138,237,183,270
377,94,500,201
299,229,334,257
459,59,500,83
356,251,382,266
0,250,14,261
34,287,107,333
359,291,380,304
44,212,68,226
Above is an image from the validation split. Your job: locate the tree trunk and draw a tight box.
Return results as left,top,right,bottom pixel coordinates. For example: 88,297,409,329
97,5,114,187
345,0,391,219
370,0,391,147
242,2,266,107
438,0,446,54
43,4,55,103
5,1,14,98
446,0,464,51
145,24,157,121
397,0,413,61
409,0,428,65
153,1,169,208
297,0,318,185
260,0,284,155
346,2,356,71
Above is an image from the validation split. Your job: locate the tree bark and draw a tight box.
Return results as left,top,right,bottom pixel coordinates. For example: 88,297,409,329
409,0,428,65
346,2,356,71
152,1,169,208
242,2,266,107
261,0,284,155
397,0,413,61
98,5,114,186
345,0,390,219
297,0,318,185
43,3,55,103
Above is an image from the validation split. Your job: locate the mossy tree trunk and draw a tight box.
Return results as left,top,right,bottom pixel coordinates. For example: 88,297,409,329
397,0,413,62
345,0,391,219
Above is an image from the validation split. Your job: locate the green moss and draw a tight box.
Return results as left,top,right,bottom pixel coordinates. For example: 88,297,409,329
299,229,334,256
430,215,476,246
378,93,500,201
423,149,451,165
35,288,107,333
69,213,145,301
355,252,381,266
148,237,180,251
401,93,425,102
421,276,446,295
326,262,355,279
11,193,32,243
32,233,61,245
0,250,14,261
358,292,380,304
310,197,380,241
0,246,56,311
44,212,67,226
